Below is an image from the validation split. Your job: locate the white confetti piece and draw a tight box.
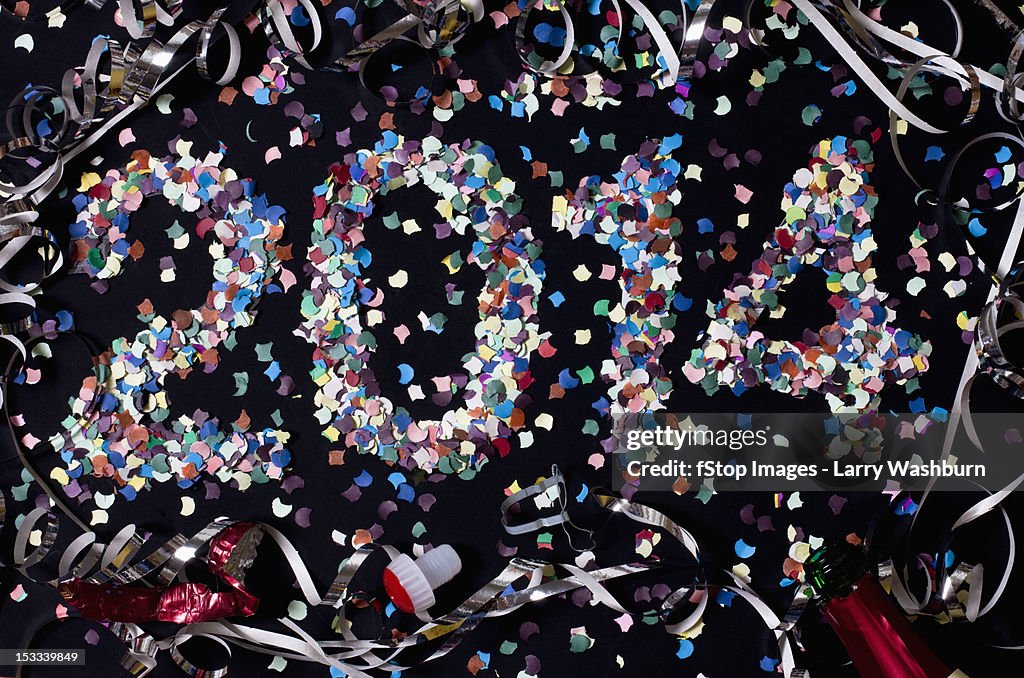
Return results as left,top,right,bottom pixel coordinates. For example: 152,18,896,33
155,94,175,114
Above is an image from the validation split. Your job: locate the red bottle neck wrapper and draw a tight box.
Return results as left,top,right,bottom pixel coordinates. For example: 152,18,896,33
821,574,953,678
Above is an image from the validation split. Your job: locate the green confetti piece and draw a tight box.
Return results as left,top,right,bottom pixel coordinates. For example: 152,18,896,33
549,170,563,187
801,104,822,126
500,641,518,655
383,212,401,230
428,312,448,331
594,299,611,316
411,521,427,538
576,365,595,385
255,342,275,362
570,633,594,653
582,419,600,436
232,372,249,396
600,133,616,150
165,220,186,239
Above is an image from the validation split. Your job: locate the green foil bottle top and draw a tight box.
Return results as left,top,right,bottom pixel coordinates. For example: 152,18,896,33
805,542,869,603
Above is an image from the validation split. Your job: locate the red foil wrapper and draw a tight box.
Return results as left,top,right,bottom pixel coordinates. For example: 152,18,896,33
821,574,955,678
59,522,262,623
58,579,258,623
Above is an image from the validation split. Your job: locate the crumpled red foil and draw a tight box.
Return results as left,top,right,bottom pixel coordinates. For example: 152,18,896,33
58,522,262,623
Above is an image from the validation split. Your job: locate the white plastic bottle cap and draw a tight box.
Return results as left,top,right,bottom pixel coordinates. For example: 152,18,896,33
383,545,462,613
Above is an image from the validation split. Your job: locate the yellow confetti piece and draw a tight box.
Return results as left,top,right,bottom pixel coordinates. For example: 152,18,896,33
78,172,102,192
535,413,554,430
574,329,591,345
388,270,408,288
573,264,591,281
551,194,568,218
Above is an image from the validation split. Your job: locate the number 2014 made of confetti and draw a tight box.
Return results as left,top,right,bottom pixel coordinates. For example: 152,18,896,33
53,134,928,501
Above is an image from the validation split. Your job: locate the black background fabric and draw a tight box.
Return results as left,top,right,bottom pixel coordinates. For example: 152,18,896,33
1,0,1024,676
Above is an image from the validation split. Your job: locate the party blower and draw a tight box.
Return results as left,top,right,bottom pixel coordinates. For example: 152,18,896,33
806,543,968,678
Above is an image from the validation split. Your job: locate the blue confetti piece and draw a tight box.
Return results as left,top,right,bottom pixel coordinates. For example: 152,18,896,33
697,217,715,233
968,217,987,237
715,589,735,607
264,361,281,381
676,639,694,659
398,363,414,385
672,295,693,312
353,470,374,487
735,539,756,559
532,23,566,47
924,146,945,162
760,656,780,672
55,310,74,331
387,472,406,489
290,4,310,26
335,7,356,25
660,133,683,154
995,145,1013,163
549,291,566,307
